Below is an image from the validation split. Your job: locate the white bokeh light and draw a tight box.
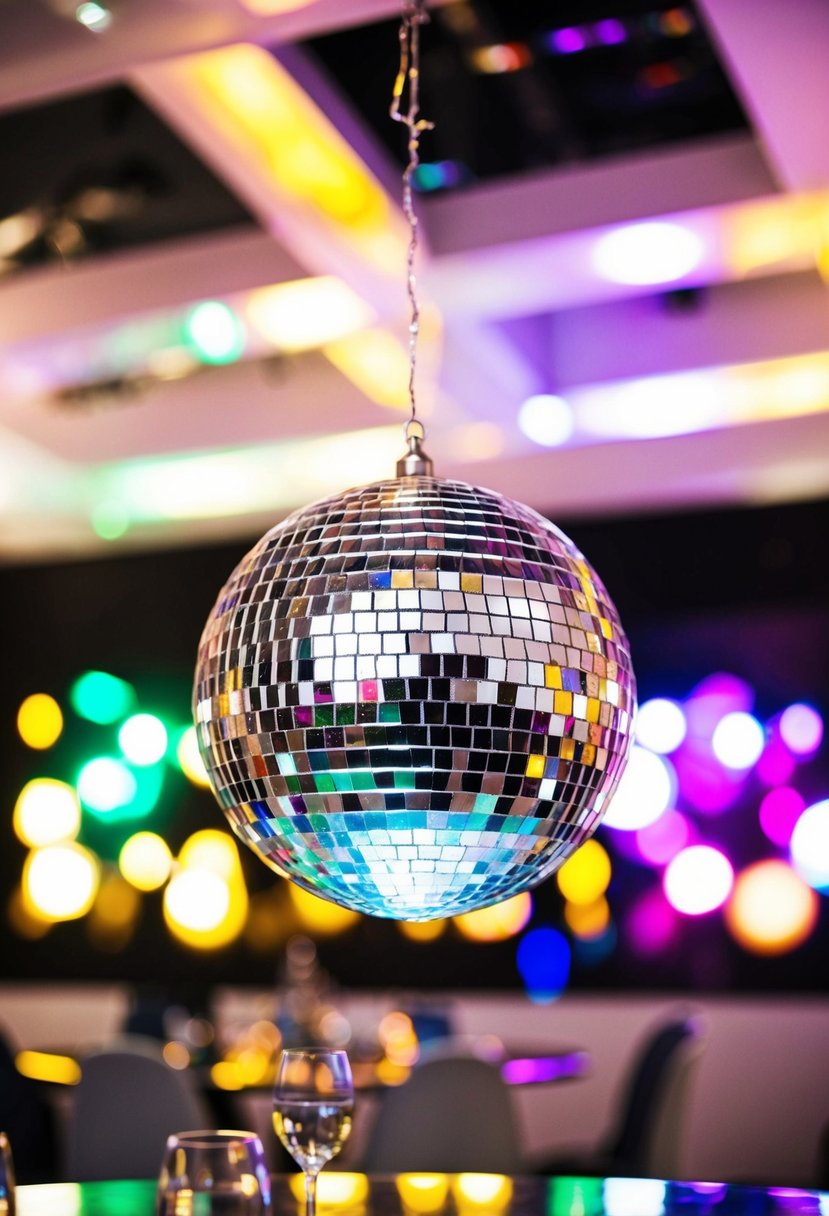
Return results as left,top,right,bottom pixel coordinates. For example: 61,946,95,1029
635,698,687,754
790,799,829,891
711,712,765,770
779,703,824,756
118,713,169,766
518,394,574,447
592,221,704,286
664,845,734,916
603,745,675,831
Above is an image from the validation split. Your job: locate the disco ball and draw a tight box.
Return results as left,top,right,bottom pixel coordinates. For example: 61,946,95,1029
194,468,635,920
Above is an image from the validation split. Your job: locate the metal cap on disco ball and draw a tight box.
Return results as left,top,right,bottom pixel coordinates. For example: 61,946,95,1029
193,431,636,921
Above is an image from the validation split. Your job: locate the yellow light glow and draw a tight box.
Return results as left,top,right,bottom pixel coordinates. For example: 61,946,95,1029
374,1058,412,1086
13,779,81,848
725,860,819,955
726,194,829,277
178,829,240,880
211,1060,245,1090
452,1175,513,1209
88,873,141,948
453,891,532,942
119,831,173,891
17,693,64,749
557,839,612,905
564,896,611,939
323,329,413,409
288,1173,369,1207
16,1050,82,1086
396,1175,450,1215
176,725,212,788
447,422,505,463
246,276,375,352
7,886,52,939
22,843,99,922
398,918,447,942
288,882,360,934
163,868,248,950
178,45,393,245
379,1011,420,1067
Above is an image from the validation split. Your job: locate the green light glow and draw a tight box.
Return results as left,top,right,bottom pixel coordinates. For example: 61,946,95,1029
90,499,130,541
69,671,136,724
184,301,245,365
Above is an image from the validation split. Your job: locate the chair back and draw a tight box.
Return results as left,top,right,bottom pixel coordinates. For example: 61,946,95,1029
65,1036,211,1181
605,1015,708,1177
361,1055,522,1174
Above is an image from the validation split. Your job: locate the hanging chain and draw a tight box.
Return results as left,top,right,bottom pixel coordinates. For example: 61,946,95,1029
390,0,434,442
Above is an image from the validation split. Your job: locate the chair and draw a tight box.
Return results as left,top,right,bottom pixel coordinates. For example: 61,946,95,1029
0,1023,59,1182
360,1054,523,1174
65,1036,211,1181
536,1014,708,1179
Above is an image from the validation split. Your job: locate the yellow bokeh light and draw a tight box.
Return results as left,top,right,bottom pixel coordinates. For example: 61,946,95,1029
119,831,172,891
23,843,99,922
323,329,413,409
181,44,396,258
87,873,141,951
17,693,64,749
725,860,819,955
246,276,375,352
398,918,447,942
288,1173,369,1207
452,1175,513,1210
16,1049,81,1086
7,886,51,940
237,0,317,13
163,868,248,950
13,779,81,848
396,1175,450,1215
557,839,612,905
178,829,240,880
162,1041,191,1070
288,882,360,935
564,896,611,940
176,725,212,788
453,891,532,942
211,1060,245,1090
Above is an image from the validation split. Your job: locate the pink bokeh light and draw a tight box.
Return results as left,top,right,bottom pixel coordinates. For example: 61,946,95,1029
758,787,806,848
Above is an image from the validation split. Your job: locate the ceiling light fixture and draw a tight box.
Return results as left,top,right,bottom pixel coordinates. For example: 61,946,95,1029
592,220,704,286
193,1,636,920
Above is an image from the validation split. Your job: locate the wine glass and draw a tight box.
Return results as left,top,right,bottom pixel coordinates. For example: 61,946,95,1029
272,1049,354,1216
156,1129,271,1214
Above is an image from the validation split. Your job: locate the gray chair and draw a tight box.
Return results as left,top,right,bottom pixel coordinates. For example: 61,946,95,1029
536,1015,708,1179
361,1054,523,1174
65,1036,211,1181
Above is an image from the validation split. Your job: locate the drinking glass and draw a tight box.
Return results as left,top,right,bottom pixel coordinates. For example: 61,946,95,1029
0,1133,15,1216
272,1049,354,1216
156,1129,271,1215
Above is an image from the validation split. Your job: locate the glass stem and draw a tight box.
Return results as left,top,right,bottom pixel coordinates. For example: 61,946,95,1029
305,1170,318,1216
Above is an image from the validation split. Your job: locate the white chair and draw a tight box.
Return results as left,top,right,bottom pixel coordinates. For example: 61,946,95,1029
360,1054,523,1174
65,1036,211,1181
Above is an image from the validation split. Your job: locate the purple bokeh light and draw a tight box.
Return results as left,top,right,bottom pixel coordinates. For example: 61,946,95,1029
594,18,627,46
636,809,692,866
779,703,824,756
759,787,806,848
548,26,587,54
626,887,677,956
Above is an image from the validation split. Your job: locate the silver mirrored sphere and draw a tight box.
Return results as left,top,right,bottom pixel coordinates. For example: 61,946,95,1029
194,476,635,920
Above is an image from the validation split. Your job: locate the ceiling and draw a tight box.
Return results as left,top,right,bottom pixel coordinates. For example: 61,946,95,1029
1,0,828,562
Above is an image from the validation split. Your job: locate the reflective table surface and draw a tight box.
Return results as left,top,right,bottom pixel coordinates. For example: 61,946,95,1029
15,1174,829,1216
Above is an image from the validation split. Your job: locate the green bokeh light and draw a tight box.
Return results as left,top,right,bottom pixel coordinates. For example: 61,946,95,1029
70,671,136,724
184,301,245,365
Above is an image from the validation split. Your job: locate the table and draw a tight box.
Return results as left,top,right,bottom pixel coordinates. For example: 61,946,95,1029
15,1175,829,1216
